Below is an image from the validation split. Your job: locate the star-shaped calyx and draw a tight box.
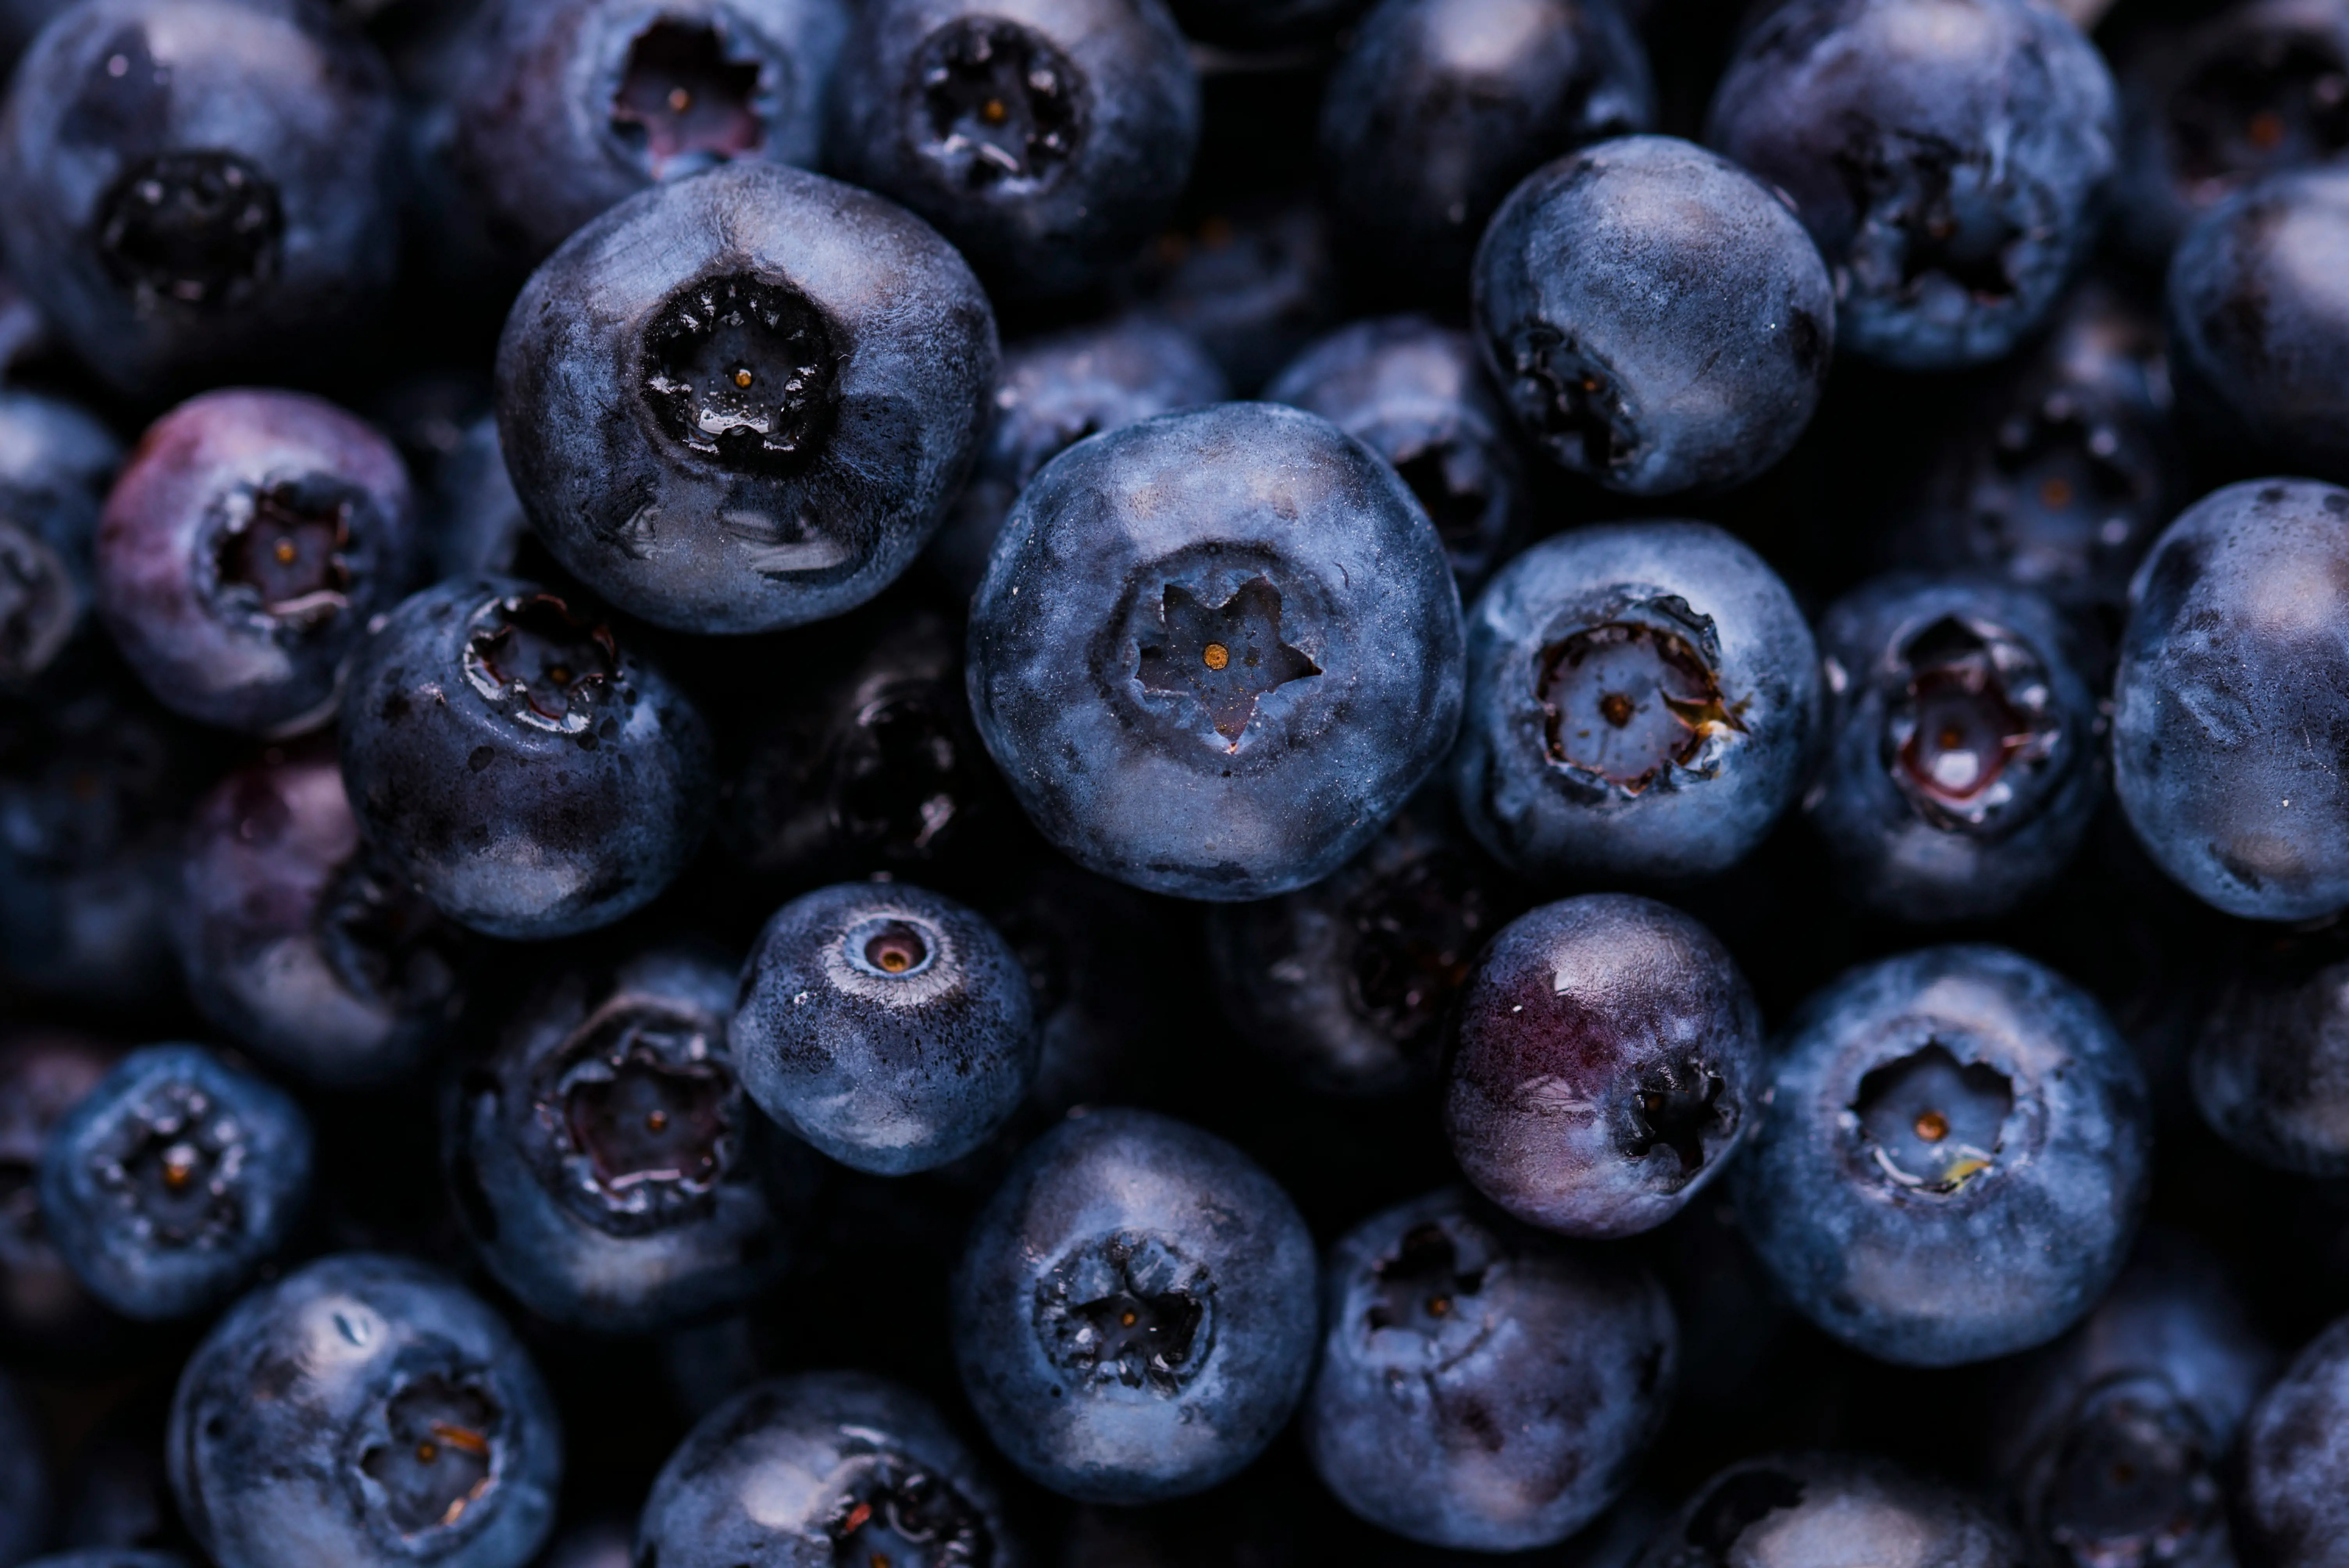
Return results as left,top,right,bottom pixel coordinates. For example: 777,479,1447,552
1136,575,1321,746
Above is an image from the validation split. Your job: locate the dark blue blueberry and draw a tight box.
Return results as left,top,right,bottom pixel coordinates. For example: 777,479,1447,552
930,314,1227,602
167,1253,561,1568
1305,1188,1677,1551
1111,198,1339,395
968,401,1464,900
2112,479,2349,921
951,1107,1317,1502
1705,0,2118,370
1638,1453,2023,1568
494,162,996,634
1265,315,1530,594
446,941,806,1333
0,389,121,691
1451,520,1820,885
36,1043,312,1321
825,0,1199,299
338,575,713,939
2190,919,2349,1177
178,750,469,1090
1319,0,1653,298
0,1030,116,1344
1732,944,2151,1367
1807,573,2103,923
96,388,417,737
635,1370,1018,1567
1444,893,1761,1239
2234,1311,2349,1568
0,1366,49,1568
419,415,528,584
0,0,402,396
734,881,1037,1175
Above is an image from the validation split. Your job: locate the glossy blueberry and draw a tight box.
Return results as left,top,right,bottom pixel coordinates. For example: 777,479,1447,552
338,575,712,940
1474,136,1832,497
0,389,121,691
1733,945,2151,1367
1807,574,2103,923
1705,0,2118,370
825,0,1199,299
2112,479,2349,921
36,1043,311,1321
96,388,417,737
1265,315,1530,594
968,402,1464,901
1319,0,1653,298
2189,919,2349,1176
0,1030,115,1343
1637,1453,2024,1568
1305,1188,1677,1551
495,162,996,634
635,1370,1019,1568
0,0,402,396
2234,1311,2349,1568
167,1254,560,1568
930,315,1226,602
0,1365,48,1568
1111,198,1338,395
419,415,528,584
951,1107,1317,1502
1452,520,1820,885
734,881,1037,1175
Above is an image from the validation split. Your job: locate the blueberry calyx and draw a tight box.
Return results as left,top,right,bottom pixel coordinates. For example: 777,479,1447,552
829,686,972,855
2034,1373,2219,1568
1974,392,2153,579
97,150,283,312
1363,1221,1489,1341
1537,599,1747,799
847,916,936,978
1343,852,1490,1062
1835,129,2020,306
97,1077,244,1247
1851,1042,2015,1195
533,995,736,1232
608,19,768,180
1685,1469,1808,1560
316,852,462,1014
1885,614,2059,831
1134,575,1321,746
914,18,1084,192
639,273,840,477
463,593,619,734
825,1452,993,1568
1624,1060,1732,1183
355,1372,503,1538
1033,1231,1214,1395
2169,37,2349,192
1507,326,1641,478
209,478,357,628
0,521,76,681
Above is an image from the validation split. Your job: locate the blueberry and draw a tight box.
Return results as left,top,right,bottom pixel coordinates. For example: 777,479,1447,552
1451,519,1820,885
1705,0,2118,371
1167,0,1362,46
0,1030,116,1343
635,1370,1019,1567
446,940,806,1333
418,415,529,584
1732,944,2151,1367
2111,479,2349,921
36,1043,312,1321
338,575,713,940
1638,1453,2023,1568
825,0,1199,299
0,1365,49,1568
2233,1311,2349,1568
2189,919,2349,1176
494,162,996,634
178,750,469,1090
968,401,1464,900
1110,198,1339,394
1305,1188,1677,1551
1807,573,2104,923
167,1254,561,1568
1319,0,1654,298
951,1107,1317,1502
0,389,121,691
1445,894,1762,1240
0,0,402,396
96,388,417,737
1265,315,1530,594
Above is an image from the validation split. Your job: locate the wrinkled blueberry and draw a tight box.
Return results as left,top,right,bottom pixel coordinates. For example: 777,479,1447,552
1639,1452,2024,1568
2190,918,2349,1176
0,389,121,691
2233,1310,2349,1568
0,1030,116,1343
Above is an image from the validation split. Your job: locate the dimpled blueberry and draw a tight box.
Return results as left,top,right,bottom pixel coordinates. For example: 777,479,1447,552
1734,946,2151,1367
2189,920,2349,1177
0,1366,48,1567
1451,520,1820,885
1445,894,1763,1239
2234,1312,2349,1568
1304,1189,1677,1552
951,1108,1317,1503
1474,136,1834,497
0,389,121,691
1705,0,2117,371
635,1370,1020,1568
968,402,1464,901
2112,479,2349,921
495,162,996,634
1638,1452,2024,1568
36,1043,311,1321
168,1254,561,1568
734,881,1037,1176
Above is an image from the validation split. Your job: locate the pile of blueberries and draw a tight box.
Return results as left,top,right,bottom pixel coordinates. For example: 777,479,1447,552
5,0,2349,1559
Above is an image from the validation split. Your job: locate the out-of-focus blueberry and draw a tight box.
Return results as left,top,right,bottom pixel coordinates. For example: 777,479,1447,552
2190,919,2349,1176
2234,1311,2349,1568
1637,1452,2024,1568
0,1030,116,1344
1112,199,1338,396
1169,0,1362,46
0,1365,48,1568
420,415,528,584
0,390,121,692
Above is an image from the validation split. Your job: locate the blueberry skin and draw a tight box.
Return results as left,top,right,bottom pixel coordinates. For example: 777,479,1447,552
1732,945,2152,1367
338,575,713,940
636,1371,1023,1568
36,1044,312,1321
2190,921,2349,1177
0,1031,116,1344
2111,479,2349,921
96,388,417,738
825,0,1199,299
968,402,1465,901
734,881,1038,1176
1451,520,1820,885
929,315,1227,602
1305,1189,1677,1552
1319,0,1653,298
1445,894,1762,1240
2235,1312,2349,1568
1807,574,2103,924
167,1254,561,1568
495,162,996,634
0,0,402,396
0,1366,49,1568
0,388,121,691
1637,1452,2024,1568
1704,0,2117,371
420,415,528,584
951,1107,1318,1503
